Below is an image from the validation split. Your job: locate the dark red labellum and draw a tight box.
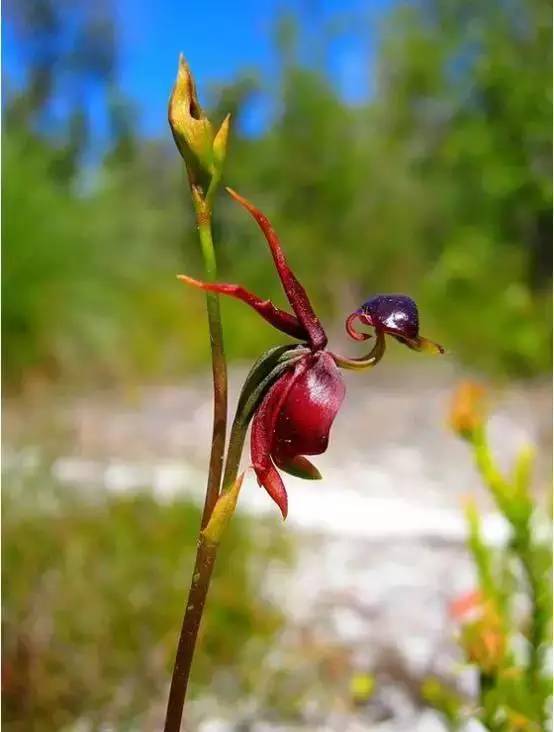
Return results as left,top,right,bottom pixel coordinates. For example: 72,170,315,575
251,351,345,518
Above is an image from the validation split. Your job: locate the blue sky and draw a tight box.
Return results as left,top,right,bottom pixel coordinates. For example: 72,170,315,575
4,0,393,142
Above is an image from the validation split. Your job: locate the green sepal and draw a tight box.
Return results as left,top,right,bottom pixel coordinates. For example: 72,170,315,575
234,344,307,427
202,472,244,545
278,455,322,480
218,343,308,493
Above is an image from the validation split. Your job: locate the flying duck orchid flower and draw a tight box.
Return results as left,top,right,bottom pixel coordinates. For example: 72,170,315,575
179,188,443,518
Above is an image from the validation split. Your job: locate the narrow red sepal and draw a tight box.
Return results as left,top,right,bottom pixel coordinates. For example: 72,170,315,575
177,274,308,341
226,187,327,351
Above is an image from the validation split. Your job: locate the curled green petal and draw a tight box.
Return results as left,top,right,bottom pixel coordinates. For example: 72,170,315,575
331,330,386,371
400,335,445,355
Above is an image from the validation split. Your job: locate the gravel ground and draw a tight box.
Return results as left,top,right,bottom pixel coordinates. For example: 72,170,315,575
4,359,551,730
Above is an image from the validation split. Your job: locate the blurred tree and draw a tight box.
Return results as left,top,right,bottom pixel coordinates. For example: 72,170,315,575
4,0,116,126
371,0,552,373
3,0,196,388
2,0,551,387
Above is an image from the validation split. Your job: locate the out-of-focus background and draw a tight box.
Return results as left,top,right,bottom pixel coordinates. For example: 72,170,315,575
2,0,552,730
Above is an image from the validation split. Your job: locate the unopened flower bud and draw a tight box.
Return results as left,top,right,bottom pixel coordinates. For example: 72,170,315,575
168,55,214,176
462,606,506,673
450,586,506,673
449,381,487,440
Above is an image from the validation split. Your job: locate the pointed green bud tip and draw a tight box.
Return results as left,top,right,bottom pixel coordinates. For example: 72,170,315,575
212,113,231,171
168,54,214,173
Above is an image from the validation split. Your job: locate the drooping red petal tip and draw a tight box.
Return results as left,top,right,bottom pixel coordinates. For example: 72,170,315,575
253,464,289,520
250,368,296,521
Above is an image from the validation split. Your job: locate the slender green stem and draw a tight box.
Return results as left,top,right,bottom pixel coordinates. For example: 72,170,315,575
163,537,218,731
479,671,496,731
513,526,548,727
165,182,299,732
221,419,248,491
472,429,510,516
164,185,227,732
197,212,228,528
472,431,548,727
165,345,300,717
163,408,249,732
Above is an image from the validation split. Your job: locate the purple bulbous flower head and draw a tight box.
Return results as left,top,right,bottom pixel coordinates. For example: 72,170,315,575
346,293,444,354
359,294,419,342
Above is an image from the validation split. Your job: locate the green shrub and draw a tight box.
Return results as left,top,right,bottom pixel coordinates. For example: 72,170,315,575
423,383,552,730
2,467,289,730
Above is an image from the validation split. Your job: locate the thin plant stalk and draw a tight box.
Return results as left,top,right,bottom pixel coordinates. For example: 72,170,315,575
164,182,228,732
195,186,228,528
163,413,248,731
163,342,303,730
163,537,218,731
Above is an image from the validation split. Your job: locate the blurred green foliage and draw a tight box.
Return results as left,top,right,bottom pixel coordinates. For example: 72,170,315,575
424,383,552,730
2,466,289,731
3,0,552,389
2,129,203,385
